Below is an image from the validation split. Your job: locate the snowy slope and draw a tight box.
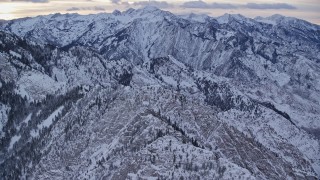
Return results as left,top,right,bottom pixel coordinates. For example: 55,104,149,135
0,7,320,179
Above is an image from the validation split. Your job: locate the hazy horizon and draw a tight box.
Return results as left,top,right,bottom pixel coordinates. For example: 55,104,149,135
0,0,319,25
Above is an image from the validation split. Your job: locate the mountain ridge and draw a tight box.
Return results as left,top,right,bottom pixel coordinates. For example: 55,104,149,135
0,7,320,179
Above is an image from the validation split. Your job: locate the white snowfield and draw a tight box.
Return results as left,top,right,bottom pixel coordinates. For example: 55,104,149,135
15,71,66,101
8,135,21,150
37,106,64,130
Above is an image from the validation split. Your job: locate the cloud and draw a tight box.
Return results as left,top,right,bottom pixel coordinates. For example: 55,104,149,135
110,0,121,4
67,6,106,11
245,3,296,10
9,0,49,2
66,7,80,11
109,0,172,8
132,1,172,8
181,1,237,9
93,6,106,11
180,1,296,10
181,1,208,8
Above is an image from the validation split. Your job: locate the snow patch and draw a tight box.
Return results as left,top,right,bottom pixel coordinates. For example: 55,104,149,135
30,106,63,138
23,113,32,124
0,104,10,137
142,101,149,106
271,71,291,86
30,130,39,138
168,55,188,71
38,106,64,130
161,75,177,87
52,67,67,82
8,135,21,150
9,50,22,59
16,71,65,101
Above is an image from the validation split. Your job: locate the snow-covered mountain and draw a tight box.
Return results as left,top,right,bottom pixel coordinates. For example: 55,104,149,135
0,7,320,179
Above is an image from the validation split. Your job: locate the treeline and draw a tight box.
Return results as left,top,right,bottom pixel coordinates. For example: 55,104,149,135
0,85,84,179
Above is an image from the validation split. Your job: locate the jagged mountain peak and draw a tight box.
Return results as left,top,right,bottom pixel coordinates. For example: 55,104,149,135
216,13,254,24
254,14,290,25
112,9,121,16
255,14,320,30
121,6,175,21
265,13,305,24
179,13,212,23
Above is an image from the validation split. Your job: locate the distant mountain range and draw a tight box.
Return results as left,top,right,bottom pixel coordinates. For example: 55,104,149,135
0,7,319,179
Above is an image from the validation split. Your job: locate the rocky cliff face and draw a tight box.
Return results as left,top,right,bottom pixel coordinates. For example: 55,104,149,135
0,7,319,179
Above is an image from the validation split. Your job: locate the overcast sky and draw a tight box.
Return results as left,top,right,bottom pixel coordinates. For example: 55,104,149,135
0,0,319,24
